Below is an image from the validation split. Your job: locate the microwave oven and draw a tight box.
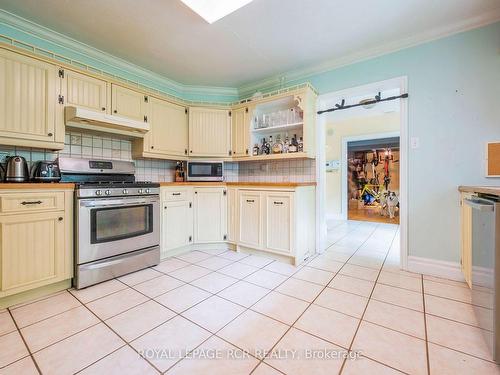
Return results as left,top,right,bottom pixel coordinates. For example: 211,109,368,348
186,161,224,182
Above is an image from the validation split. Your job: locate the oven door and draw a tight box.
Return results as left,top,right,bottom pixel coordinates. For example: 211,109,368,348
77,195,160,264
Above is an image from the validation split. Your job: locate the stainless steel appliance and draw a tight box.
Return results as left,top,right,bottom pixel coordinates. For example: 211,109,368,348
465,194,500,362
31,160,61,182
187,160,224,182
5,156,29,182
59,157,160,289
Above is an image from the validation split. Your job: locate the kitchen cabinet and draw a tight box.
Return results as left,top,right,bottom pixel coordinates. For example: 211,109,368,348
162,200,193,255
0,48,64,150
460,192,474,288
133,97,188,160
231,107,250,158
60,69,107,113
0,189,73,299
238,190,262,248
193,187,227,243
265,192,293,254
227,187,238,243
189,107,231,157
111,83,149,123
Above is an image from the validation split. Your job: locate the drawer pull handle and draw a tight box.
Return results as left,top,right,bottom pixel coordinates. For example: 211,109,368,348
172,193,181,196
246,199,255,203
21,200,43,205
274,201,284,205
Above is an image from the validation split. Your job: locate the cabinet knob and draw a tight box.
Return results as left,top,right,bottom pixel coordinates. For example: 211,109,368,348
184,149,188,155
102,107,106,111
47,133,53,137
58,217,63,221
151,146,154,149
113,109,117,114
190,150,193,153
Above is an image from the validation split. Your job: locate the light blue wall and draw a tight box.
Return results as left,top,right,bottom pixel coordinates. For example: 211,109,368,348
268,22,499,263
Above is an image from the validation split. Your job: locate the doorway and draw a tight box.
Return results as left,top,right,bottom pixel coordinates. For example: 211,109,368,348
316,76,408,269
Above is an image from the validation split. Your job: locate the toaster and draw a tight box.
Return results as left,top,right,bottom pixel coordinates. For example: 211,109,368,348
31,160,61,182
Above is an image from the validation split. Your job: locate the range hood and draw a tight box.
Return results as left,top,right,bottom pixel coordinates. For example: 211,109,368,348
65,106,150,138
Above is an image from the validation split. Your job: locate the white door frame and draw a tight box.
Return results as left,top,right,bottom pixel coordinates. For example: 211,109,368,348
316,76,409,270
341,131,400,221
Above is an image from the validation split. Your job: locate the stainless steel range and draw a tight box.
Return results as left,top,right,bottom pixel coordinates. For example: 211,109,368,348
59,157,160,289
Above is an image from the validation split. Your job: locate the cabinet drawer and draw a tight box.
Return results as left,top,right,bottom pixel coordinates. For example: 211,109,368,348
162,188,191,202
0,192,65,214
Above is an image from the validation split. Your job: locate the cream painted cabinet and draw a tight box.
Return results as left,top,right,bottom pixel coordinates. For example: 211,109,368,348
460,192,474,288
193,187,227,243
265,192,293,254
60,69,107,112
162,200,193,256
238,190,262,248
0,48,63,149
0,189,73,298
133,97,188,159
231,107,250,157
189,107,231,157
227,187,238,243
111,84,149,122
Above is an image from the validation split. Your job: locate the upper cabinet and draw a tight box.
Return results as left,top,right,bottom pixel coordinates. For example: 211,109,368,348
189,107,231,157
111,84,149,123
0,48,64,150
60,69,107,113
231,107,250,158
133,97,188,159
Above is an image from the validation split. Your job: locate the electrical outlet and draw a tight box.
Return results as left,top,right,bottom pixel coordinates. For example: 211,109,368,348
410,137,420,149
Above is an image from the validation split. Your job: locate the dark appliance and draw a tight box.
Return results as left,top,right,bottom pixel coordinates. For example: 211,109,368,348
31,161,61,182
186,160,224,182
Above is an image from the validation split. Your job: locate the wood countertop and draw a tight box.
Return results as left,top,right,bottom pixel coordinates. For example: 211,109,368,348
159,182,316,187
459,186,500,196
0,183,75,190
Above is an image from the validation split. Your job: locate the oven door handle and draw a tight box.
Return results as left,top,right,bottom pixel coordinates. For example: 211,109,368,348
80,199,158,208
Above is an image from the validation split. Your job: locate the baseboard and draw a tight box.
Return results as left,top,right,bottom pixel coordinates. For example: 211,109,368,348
407,256,465,282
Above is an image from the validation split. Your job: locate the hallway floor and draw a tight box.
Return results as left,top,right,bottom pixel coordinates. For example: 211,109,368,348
0,221,498,374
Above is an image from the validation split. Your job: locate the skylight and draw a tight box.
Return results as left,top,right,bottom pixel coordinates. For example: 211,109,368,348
180,0,254,24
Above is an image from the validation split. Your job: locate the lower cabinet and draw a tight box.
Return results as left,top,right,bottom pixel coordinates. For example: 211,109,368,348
227,187,238,243
460,192,474,288
265,192,293,254
162,200,193,255
238,190,262,248
0,189,73,298
193,187,227,243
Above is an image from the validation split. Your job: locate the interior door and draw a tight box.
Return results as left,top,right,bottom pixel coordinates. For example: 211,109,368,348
62,69,107,112
111,84,148,122
239,191,262,248
0,48,58,143
148,97,188,157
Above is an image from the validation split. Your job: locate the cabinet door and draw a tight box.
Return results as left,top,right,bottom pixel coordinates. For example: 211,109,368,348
0,48,59,144
147,97,188,157
0,211,66,297
62,69,107,112
162,200,193,255
227,187,238,243
193,188,227,243
231,107,249,157
265,192,294,254
111,84,148,122
239,191,262,248
189,107,230,157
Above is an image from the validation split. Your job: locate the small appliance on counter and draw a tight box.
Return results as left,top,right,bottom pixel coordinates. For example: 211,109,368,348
31,161,61,182
5,156,29,182
187,160,223,182
175,161,185,182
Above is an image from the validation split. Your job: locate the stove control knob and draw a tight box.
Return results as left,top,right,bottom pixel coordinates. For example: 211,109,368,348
123,189,128,194
105,190,111,196
145,188,151,194
138,189,143,194
95,190,102,196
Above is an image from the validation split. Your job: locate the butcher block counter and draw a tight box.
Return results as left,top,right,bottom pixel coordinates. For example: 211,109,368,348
159,181,316,187
0,183,75,189
458,186,500,196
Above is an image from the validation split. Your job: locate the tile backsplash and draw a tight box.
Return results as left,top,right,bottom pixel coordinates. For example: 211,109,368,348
0,131,315,183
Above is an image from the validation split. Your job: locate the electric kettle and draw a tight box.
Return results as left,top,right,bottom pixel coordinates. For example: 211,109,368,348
5,156,29,182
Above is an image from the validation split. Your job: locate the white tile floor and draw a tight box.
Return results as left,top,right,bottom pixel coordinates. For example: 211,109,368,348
1,221,499,374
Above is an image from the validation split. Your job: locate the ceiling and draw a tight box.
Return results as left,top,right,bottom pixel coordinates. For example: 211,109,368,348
1,0,499,88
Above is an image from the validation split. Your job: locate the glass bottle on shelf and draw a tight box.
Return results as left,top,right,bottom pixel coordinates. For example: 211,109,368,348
253,143,260,156
266,136,273,155
272,134,284,154
297,136,304,152
283,133,290,153
288,134,298,153
260,138,267,155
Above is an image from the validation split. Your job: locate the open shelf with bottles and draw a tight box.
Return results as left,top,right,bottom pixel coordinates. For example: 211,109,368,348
243,85,317,161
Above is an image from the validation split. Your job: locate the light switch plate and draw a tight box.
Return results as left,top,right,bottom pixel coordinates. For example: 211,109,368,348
410,137,420,149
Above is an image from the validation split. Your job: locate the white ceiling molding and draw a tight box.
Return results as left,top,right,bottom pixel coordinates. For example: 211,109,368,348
238,7,500,98
0,9,239,100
